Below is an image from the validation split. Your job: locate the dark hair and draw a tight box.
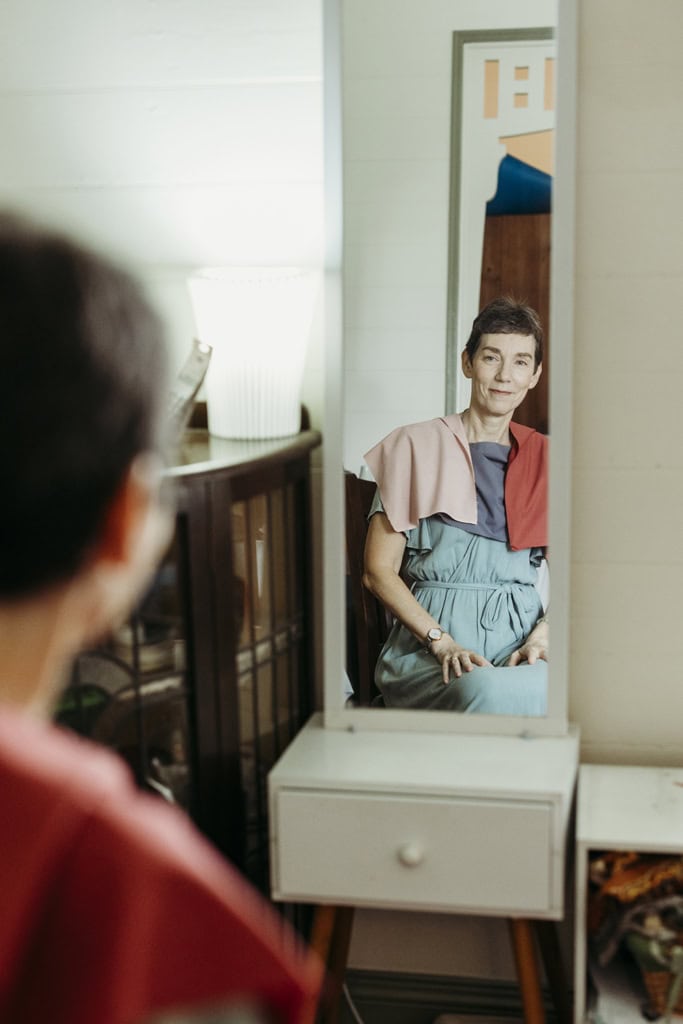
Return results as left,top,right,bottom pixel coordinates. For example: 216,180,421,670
0,213,168,598
465,296,543,369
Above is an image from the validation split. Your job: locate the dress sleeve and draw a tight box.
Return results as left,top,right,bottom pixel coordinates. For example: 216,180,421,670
364,419,477,531
368,487,384,519
369,487,429,551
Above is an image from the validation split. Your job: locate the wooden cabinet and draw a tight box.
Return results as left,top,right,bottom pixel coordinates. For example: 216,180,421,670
575,765,683,1023
479,211,551,433
59,427,320,894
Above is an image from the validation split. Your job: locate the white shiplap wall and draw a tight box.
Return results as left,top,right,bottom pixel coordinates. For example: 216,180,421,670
0,0,324,412
570,0,683,764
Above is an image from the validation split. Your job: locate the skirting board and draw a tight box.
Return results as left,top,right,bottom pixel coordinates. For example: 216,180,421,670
339,969,562,1024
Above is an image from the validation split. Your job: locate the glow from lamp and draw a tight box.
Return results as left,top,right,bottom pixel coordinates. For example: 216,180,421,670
188,267,318,440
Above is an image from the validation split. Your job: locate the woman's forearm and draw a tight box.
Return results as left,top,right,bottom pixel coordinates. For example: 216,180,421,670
363,512,443,645
363,566,442,646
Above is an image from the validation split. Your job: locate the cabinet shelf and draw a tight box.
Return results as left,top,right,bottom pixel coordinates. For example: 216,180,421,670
575,766,683,1023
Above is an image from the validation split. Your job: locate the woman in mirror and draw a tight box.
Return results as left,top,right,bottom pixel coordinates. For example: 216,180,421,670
363,297,548,714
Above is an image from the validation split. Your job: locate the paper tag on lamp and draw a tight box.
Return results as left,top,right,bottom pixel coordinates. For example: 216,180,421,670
188,267,317,440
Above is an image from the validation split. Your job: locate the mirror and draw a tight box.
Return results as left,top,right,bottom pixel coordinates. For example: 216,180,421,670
323,0,576,735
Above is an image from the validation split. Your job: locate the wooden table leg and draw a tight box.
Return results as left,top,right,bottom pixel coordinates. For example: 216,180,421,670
309,905,338,963
310,905,355,1024
508,918,546,1024
533,920,572,1024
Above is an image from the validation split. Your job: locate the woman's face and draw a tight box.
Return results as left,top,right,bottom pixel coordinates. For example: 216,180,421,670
461,332,541,418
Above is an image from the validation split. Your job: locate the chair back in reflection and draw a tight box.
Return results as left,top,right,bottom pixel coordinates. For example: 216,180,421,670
344,472,392,706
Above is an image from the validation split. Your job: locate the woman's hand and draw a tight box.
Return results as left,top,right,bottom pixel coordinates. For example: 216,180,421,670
507,617,549,666
430,633,491,683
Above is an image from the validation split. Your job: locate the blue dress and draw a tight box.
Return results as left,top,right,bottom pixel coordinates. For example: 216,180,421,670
372,444,547,715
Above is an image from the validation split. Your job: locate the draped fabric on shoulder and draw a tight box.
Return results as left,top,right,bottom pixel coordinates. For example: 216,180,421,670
364,415,476,533
364,414,547,551
505,420,548,551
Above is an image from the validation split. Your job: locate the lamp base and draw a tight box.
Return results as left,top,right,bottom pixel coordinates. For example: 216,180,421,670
205,363,303,441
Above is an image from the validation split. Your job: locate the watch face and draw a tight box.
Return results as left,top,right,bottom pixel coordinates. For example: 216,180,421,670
427,628,442,642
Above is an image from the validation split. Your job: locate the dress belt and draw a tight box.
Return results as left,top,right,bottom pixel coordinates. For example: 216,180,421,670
412,580,539,636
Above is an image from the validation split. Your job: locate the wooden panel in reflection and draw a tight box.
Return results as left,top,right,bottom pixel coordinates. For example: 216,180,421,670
479,211,550,433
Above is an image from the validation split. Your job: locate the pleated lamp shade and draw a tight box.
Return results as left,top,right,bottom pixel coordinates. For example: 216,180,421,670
188,267,317,440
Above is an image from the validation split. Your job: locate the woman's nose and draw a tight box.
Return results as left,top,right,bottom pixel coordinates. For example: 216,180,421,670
495,362,512,380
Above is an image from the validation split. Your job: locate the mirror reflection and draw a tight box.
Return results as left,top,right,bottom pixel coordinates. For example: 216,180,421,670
341,3,557,715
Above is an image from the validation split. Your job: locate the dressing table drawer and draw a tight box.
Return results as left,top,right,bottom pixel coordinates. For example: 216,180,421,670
272,788,554,913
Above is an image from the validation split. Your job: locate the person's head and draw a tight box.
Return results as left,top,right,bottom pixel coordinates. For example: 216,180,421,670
461,297,543,420
464,296,543,370
0,213,170,615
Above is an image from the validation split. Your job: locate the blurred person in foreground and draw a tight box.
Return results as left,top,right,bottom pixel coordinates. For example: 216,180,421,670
0,213,321,1024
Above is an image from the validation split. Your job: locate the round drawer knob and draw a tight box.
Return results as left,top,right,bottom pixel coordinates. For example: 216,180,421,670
397,842,424,867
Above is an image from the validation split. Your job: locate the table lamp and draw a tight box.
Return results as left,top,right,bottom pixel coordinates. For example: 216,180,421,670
188,267,317,440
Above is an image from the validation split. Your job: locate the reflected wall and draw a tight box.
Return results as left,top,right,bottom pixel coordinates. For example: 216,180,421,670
342,0,558,474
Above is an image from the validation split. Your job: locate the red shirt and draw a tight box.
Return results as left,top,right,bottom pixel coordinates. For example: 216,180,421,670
0,707,321,1024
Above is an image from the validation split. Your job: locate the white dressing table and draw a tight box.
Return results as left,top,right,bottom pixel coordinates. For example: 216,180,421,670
269,715,579,1023
270,714,578,919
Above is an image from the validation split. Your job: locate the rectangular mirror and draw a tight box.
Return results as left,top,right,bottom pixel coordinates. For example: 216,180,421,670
323,0,576,735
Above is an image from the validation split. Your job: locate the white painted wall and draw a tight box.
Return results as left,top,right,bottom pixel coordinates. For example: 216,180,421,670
570,0,683,765
0,0,324,423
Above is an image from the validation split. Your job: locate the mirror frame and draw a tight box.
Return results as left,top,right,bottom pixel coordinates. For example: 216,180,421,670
322,0,576,736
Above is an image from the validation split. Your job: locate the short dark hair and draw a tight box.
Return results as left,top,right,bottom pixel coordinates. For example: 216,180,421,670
465,296,543,369
0,213,168,598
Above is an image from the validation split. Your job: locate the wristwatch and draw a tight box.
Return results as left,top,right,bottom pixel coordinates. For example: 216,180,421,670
425,627,443,651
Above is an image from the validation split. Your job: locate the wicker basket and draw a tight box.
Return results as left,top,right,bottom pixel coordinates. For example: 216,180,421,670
640,968,683,1017
625,931,683,1018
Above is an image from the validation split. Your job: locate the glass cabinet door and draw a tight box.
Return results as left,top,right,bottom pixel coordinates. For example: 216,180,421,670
232,480,312,889
57,528,195,812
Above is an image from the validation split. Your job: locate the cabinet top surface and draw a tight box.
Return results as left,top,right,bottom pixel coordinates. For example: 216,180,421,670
577,764,683,852
166,428,321,478
270,714,579,801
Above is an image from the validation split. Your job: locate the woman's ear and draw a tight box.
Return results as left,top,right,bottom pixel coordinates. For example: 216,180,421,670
528,361,543,390
461,348,473,379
